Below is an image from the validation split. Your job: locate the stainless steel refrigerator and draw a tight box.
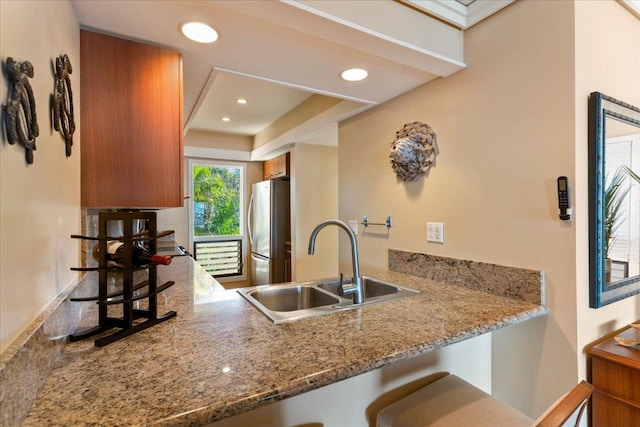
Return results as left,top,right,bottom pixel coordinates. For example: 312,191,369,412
248,178,290,285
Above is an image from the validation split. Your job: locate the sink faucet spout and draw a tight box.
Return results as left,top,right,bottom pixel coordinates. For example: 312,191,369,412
308,220,364,304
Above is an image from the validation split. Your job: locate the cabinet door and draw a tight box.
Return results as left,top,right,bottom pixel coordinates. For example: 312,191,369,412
263,158,276,180
80,30,183,208
592,390,640,427
590,328,640,427
263,153,290,180
592,356,640,403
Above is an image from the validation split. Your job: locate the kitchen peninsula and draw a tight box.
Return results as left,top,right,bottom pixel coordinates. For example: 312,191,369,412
18,253,547,426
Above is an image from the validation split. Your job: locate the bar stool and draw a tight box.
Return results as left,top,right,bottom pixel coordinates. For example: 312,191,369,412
376,374,593,427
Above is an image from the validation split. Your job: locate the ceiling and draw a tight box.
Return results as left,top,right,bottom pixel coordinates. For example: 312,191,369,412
70,0,513,154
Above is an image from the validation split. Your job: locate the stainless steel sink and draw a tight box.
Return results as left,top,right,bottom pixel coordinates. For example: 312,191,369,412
238,283,343,323
317,276,402,298
237,276,423,323
247,285,340,312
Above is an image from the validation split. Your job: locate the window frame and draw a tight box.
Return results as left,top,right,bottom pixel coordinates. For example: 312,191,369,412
187,158,247,282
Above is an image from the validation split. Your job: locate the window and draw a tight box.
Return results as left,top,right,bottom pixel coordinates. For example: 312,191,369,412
189,160,245,280
193,239,242,278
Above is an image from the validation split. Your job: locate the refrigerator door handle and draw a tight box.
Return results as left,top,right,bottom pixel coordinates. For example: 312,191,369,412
251,252,271,286
247,193,254,247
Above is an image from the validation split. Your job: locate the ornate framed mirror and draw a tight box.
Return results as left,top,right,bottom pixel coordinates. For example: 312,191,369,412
589,92,640,308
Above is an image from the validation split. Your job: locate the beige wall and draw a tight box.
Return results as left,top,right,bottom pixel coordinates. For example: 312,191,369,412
574,0,640,376
290,143,339,282
339,0,581,418
0,0,81,352
1,0,637,422
185,129,253,152
254,95,342,149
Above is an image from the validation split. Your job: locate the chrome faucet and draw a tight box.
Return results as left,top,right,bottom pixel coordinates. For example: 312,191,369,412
308,220,364,304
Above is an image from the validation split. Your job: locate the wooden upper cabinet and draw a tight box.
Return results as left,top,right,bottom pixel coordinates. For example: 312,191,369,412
263,153,290,180
80,30,184,208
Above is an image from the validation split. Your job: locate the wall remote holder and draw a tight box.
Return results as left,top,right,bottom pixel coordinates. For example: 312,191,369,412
557,176,572,221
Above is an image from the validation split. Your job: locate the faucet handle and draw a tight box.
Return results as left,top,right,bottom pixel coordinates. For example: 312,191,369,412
337,272,345,297
340,272,361,302
341,275,364,304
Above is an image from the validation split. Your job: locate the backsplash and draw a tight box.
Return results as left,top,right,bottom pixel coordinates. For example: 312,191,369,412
1,209,106,426
389,249,544,305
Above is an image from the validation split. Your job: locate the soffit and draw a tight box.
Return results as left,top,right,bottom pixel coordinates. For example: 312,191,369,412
71,0,511,154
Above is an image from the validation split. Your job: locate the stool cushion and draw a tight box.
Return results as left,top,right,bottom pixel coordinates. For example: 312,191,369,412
376,374,534,427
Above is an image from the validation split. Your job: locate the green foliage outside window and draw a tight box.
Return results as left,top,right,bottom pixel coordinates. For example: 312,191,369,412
193,165,240,237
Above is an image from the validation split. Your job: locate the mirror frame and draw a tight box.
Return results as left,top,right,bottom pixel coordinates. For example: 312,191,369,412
588,91,640,308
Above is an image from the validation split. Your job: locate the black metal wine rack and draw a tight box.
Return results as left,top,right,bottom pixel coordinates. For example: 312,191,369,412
69,210,176,347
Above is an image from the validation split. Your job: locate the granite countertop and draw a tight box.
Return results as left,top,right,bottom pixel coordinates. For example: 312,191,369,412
22,255,548,426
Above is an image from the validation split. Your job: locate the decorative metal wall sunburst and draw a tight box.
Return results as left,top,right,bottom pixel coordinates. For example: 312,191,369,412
389,121,438,181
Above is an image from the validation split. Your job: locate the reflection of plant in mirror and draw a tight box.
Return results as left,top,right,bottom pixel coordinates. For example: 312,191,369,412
624,165,640,186
604,168,630,259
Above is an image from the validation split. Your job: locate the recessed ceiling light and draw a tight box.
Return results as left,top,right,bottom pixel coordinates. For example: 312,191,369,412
180,21,218,44
236,98,248,104
340,68,368,82
221,116,231,122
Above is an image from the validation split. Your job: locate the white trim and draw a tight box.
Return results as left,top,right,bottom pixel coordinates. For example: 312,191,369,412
619,0,640,19
401,0,514,29
403,0,467,28
280,0,466,68
465,0,514,28
184,145,252,161
187,159,248,282
282,1,465,73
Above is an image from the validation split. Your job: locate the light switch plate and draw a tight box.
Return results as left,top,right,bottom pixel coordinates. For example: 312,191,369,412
348,220,358,235
427,222,444,243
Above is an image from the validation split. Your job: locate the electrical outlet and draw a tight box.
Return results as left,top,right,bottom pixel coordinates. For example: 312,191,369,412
427,222,444,243
348,220,358,235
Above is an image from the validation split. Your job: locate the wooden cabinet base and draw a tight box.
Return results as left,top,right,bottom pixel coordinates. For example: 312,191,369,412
592,390,640,427
590,326,640,427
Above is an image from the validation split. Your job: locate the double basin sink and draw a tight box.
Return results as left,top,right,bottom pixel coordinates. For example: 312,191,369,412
237,276,423,323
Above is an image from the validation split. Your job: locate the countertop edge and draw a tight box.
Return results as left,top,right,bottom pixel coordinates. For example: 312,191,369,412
154,298,548,425
18,257,549,427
